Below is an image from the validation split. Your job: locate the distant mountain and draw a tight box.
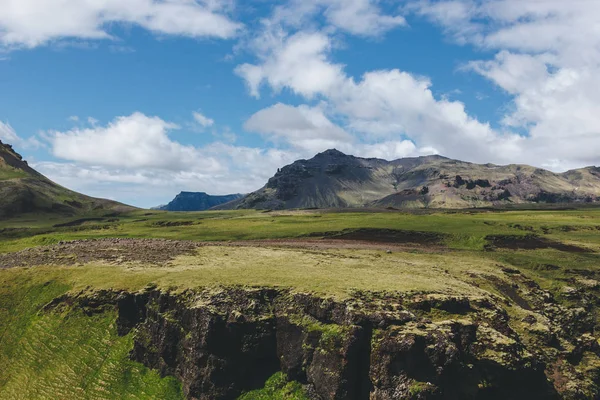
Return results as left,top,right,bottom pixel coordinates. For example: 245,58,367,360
216,149,600,210
0,141,134,218
159,192,244,211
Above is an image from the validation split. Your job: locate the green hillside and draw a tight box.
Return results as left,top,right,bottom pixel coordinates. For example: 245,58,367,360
0,141,134,219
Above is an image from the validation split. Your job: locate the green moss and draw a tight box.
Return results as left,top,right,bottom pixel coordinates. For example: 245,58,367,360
0,278,184,399
238,372,309,400
409,381,431,396
288,314,348,351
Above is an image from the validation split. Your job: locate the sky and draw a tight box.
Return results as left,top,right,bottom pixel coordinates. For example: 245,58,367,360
0,0,599,208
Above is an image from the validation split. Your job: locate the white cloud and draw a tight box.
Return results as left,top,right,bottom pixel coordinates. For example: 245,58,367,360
28,111,304,207
236,31,344,98
0,120,43,149
34,143,300,207
0,0,242,49
192,111,215,128
237,29,523,166
411,0,600,169
46,112,218,171
244,103,352,152
235,0,600,171
268,0,406,37
68,116,79,122
0,121,20,143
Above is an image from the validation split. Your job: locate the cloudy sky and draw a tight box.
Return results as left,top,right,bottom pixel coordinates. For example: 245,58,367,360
0,0,598,207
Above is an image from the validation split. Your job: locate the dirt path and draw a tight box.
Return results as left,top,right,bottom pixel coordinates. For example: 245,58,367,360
0,237,445,269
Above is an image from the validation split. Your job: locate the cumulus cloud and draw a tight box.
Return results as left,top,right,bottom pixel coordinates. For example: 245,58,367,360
244,103,352,152
234,0,600,171
0,120,43,149
269,0,406,37
236,31,345,98
192,111,215,128
0,121,20,143
238,28,523,166
0,0,242,49
32,112,304,206
46,112,218,171
412,0,600,170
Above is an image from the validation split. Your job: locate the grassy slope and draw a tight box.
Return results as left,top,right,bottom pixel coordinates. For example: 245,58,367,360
0,276,183,400
0,142,134,219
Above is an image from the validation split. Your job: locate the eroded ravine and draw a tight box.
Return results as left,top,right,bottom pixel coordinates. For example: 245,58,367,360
43,277,600,400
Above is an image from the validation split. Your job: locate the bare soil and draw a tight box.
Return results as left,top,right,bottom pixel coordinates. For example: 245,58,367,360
0,238,201,268
485,235,591,253
306,228,444,245
0,236,444,269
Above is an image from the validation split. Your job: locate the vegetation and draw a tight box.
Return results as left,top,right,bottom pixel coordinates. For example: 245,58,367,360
2,207,600,253
2,206,600,398
0,277,183,400
238,373,308,400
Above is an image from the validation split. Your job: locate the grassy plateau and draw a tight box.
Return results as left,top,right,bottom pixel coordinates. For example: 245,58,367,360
1,207,600,398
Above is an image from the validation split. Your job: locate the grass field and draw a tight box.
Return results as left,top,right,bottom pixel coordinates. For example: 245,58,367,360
2,207,600,253
1,207,600,399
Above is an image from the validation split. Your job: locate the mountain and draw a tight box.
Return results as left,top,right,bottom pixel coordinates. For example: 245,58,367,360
159,192,244,211
0,141,134,218
217,149,600,210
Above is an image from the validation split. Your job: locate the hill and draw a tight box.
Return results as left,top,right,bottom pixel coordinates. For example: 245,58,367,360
0,141,134,218
159,192,243,211
217,149,600,210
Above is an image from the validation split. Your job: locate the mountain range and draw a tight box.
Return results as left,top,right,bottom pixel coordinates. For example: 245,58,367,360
159,192,244,211
0,140,133,218
216,149,600,210
2,142,600,217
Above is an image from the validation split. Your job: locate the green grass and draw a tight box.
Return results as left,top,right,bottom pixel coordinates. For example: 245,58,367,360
238,372,309,400
2,208,600,253
0,168,27,180
0,276,183,400
2,207,600,398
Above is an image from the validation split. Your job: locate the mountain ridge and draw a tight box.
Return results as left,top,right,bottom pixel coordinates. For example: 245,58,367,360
0,141,134,218
215,149,600,210
159,192,244,211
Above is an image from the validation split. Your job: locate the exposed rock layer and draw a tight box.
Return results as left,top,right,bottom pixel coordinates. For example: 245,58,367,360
54,274,600,400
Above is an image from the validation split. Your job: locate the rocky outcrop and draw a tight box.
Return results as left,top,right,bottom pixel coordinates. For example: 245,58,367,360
54,279,593,400
45,263,600,400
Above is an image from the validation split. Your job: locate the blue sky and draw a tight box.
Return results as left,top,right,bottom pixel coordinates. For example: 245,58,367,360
0,0,598,208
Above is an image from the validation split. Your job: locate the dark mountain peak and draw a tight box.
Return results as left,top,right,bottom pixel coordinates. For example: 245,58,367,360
178,191,208,197
0,141,39,177
0,140,23,160
314,148,349,159
161,192,244,211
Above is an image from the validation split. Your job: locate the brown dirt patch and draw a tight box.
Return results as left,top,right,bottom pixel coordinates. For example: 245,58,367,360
53,217,105,227
0,236,446,269
0,238,201,268
306,228,445,245
485,235,591,253
485,275,532,310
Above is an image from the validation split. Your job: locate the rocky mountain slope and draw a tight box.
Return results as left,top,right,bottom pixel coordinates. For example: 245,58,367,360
217,149,600,210
159,192,243,211
0,141,134,218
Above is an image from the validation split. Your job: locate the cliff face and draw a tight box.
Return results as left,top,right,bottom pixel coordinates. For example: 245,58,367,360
67,280,598,399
